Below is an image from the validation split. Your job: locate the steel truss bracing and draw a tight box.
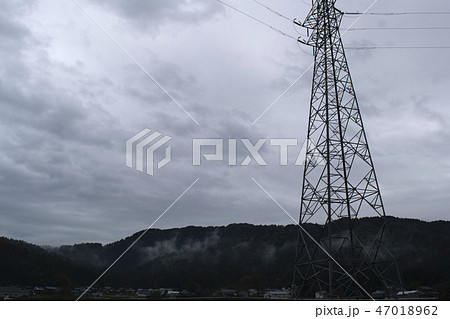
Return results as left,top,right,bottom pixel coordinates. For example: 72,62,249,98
293,0,401,299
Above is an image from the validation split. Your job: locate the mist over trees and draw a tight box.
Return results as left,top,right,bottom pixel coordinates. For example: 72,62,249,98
1,217,449,298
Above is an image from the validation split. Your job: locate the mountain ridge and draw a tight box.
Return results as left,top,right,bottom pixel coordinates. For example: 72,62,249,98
1,216,450,298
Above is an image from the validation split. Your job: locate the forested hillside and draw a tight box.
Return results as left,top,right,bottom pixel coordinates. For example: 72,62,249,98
1,217,450,298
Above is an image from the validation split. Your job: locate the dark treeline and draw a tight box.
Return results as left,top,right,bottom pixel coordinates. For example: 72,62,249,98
1,217,450,298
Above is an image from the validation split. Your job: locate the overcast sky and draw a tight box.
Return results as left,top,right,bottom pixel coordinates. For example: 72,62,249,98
1,0,449,245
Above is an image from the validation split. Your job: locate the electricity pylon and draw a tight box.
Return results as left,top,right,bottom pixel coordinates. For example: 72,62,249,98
293,0,400,299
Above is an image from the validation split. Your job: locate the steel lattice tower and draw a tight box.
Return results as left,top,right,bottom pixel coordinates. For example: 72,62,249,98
293,0,400,299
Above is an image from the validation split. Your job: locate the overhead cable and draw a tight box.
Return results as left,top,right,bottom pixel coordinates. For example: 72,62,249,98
216,0,298,41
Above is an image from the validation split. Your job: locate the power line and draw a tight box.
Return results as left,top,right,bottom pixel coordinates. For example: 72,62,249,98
345,11,450,16
348,46,450,50
297,38,313,56
293,19,308,37
215,1,450,52
250,0,293,22
249,0,309,37
216,0,297,41
348,27,450,31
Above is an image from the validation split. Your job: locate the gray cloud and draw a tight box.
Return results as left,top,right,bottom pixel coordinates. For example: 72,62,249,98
0,0,449,245
90,0,224,30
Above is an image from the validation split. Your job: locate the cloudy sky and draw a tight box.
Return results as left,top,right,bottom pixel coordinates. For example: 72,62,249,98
1,0,449,245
